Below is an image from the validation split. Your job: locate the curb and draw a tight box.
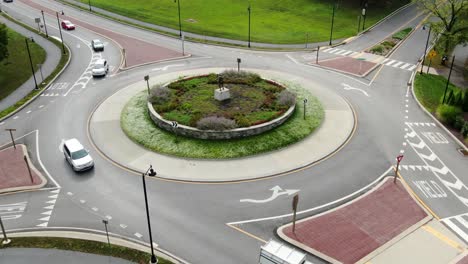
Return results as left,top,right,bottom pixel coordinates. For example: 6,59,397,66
4,228,190,264
0,13,72,123
358,2,414,36
87,68,358,183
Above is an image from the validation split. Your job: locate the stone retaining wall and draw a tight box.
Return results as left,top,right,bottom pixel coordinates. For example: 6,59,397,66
147,75,296,139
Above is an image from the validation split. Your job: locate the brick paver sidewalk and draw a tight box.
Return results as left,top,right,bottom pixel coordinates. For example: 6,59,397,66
316,56,377,77
278,178,429,264
0,145,46,193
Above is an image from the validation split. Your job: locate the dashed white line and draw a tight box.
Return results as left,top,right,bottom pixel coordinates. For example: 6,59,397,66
408,65,417,71
79,200,86,204
105,215,112,220
38,105,44,108
0,122,4,126
92,207,98,212
120,224,127,229
134,233,143,239
67,192,73,196
13,116,19,120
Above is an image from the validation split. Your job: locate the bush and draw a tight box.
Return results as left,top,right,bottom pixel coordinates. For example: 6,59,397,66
277,90,296,107
462,122,468,138
196,116,238,131
454,115,465,130
436,104,462,126
370,45,384,54
148,85,171,104
218,70,261,85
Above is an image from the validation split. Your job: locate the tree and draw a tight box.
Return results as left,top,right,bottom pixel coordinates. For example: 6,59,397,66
414,0,467,53
0,23,8,62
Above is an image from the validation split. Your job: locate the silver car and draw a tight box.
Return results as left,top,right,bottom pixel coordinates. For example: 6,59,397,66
63,138,94,171
92,59,109,77
91,39,104,51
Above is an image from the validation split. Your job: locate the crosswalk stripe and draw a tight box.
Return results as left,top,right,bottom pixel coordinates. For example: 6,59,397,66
392,61,403,67
383,58,389,63
328,48,339,54
385,60,396,66
342,51,353,56
351,52,359,56
443,219,468,242
408,65,417,71
323,48,332,52
400,63,411,69
335,49,347,55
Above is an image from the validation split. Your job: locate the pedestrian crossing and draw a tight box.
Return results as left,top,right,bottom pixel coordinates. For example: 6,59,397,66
321,47,360,57
319,47,418,72
40,82,69,97
442,213,468,243
382,58,417,71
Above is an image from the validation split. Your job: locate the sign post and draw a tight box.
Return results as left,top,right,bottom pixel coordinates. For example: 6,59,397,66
5,129,16,149
303,99,308,120
394,155,404,183
292,194,299,233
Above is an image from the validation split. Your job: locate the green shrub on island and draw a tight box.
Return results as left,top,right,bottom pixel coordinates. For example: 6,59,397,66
149,71,296,129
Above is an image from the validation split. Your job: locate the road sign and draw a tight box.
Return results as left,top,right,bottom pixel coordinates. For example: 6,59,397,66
397,155,404,163
171,121,178,128
35,18,41,23
303,98,308,104
428,50,437,59
292,194,299,210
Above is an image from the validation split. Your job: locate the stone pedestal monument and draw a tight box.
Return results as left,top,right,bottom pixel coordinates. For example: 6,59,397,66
214,75,230,101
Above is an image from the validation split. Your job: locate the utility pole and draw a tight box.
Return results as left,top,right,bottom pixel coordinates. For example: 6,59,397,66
56,12,66,54
88,0,92,12
329,1,336,46
247,3,251,48
442,56,455,104
25,38,39,90
41,11,48,38
420,25,431,74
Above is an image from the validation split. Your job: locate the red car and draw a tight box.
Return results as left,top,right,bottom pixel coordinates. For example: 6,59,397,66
61,20,75,30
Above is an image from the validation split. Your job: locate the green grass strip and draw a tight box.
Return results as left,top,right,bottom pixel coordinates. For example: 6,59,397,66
121,83,324,159
0,13,70,120
414,73,461,113
392,27,412,40
0,237,172,264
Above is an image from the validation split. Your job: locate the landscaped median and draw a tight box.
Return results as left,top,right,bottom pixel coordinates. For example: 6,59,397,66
121,71,324,159
367,27,412,56
0,13,70,120
0,236,173,264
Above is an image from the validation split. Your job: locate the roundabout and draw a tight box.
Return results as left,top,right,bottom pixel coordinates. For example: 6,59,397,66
89,68,355,182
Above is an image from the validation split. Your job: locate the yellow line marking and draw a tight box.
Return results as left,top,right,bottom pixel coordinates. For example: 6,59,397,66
422,225,465,251
396,167,441,220
226,224,267,243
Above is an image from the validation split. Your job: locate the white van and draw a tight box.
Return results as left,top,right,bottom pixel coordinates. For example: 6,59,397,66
63,138,94,171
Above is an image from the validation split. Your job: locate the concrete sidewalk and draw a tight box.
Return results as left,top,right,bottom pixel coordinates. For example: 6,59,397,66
89,68,355,182
277,177,467,264
0,16,61,112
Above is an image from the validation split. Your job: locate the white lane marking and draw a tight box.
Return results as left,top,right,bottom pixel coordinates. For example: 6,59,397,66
92,207,98,211
400,63,411,69
67,192,73,196
342,83,370,97
26,110,32,114
442,218,468,242
383,58,389,63
392,61,403,67
327,48,339,54
134,233,143,239
285,54,299,65
239,186,299,204
38,105,44,108
335,49,347,55
342,50,353,56
408,65,417,71
0,122,4,126
105,215,112,220
150,64,185,72
323,48,332,52
80,200,86,204
13,116,19,120
385,60,396,66
44,205,54,210
120,224,127,229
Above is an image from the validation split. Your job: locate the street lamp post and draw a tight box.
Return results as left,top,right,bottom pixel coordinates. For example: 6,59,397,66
88,0,92,12
237,58,241,72
144,75,150,95
41,10,48,38
142,165,158,264
174,0,182,37
329,1,336,46
102,219,110,247
0,217,11,245
420,25,431,74
247,3,251,48
442,56,455,104
25,38,39,90
56,12,66,54
362,1,368,30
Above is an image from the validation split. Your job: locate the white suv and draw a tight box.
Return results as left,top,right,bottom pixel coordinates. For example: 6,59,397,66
63,138,94,171
92,59,109,77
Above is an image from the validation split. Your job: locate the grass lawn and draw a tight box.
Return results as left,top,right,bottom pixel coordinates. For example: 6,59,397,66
414,73,461,113
121,83,324,159
0,237,172,264
0,26,46,101
78,0,409,44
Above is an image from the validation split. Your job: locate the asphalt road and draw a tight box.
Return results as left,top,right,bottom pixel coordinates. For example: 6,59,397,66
1,1,467,264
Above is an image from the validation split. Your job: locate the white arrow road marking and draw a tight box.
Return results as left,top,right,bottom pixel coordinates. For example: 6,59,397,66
406,131,417,138
408,140,426,149
420,153,437,161
341,83,369,97
240,186,299,203
151,64,185,72
428,166,449,175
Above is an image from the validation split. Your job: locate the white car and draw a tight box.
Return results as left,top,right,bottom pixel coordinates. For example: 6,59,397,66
91,39,104,51
63,138,94,171
92,59,109,77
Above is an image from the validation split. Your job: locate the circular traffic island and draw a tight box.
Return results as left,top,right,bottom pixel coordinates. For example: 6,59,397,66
121,70,324,159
